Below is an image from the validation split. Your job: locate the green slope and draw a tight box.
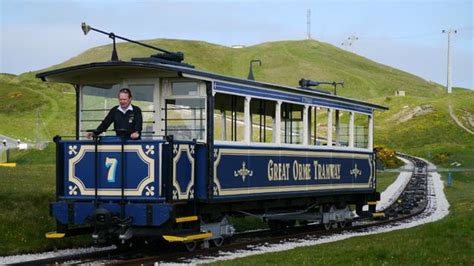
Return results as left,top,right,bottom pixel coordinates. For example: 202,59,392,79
373,90,474,167
4,39,473,167
0,74,75,142
22,39,445,99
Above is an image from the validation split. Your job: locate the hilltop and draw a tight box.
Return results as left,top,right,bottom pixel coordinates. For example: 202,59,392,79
23,39,445,99
3,39,473,167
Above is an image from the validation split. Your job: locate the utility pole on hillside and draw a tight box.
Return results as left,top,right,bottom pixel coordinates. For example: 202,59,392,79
35,108,41,146
442,29,457,94
341,35,359,51
307,9,312,40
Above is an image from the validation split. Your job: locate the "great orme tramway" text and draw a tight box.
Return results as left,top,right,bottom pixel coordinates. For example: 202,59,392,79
267,160,341,181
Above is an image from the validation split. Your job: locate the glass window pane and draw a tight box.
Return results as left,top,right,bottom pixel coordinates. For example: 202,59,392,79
81,84,121,136
355,113,369,148
81,84,156,137
281,103,303,144
214,93,245,142
250,99,275,143
165,98,205,140
335,110,350,147
128,84,155,135
172,82,198,96
315,107,328,146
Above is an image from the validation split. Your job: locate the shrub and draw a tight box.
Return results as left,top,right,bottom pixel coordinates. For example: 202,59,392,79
374,144,404,169
433,152,450,164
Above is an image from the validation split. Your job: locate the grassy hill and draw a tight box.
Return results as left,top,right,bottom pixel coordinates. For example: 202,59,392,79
0,74,75,142
22,39,445,99
3,38,473,166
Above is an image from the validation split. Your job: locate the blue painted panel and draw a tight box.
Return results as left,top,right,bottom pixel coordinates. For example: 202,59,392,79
60,140,162,201
214,81,372,114
125,204,147,226
195,144,208,199
213,145,373,198
175,146,193,194
153,204,172,226
172,142,196,200
101,203,121,214
51,201,172,226
74,202,94,224
52,202,69,224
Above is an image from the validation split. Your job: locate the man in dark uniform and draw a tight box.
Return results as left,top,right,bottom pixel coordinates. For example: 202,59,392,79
86,88,143,139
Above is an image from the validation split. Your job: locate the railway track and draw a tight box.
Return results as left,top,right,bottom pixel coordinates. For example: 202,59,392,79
12,154,432,265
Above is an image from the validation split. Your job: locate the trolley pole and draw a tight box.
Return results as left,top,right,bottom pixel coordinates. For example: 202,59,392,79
442,29,457,94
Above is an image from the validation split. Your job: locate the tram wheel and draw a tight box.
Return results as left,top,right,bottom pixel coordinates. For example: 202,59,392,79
338,221,347,228
184,241,197,252
323,222,332,231
213,236,225,247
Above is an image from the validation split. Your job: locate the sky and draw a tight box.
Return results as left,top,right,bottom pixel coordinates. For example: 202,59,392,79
1,0,473,89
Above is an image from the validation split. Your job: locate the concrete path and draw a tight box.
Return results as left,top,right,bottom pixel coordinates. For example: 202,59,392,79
448,105,473,135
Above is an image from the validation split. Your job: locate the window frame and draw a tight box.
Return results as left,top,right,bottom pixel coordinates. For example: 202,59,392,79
162,78,207,142
79,78,160,138
210,88,373,152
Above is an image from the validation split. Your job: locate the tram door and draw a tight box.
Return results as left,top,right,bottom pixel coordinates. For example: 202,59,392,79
161,79,207,201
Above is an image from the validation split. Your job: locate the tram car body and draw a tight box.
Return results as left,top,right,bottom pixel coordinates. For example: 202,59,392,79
37,47,387,244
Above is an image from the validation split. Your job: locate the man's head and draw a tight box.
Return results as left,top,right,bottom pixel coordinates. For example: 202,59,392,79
118,88,132,109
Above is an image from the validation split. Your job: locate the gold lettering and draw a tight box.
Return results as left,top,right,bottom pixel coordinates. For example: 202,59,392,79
268,160,274,181
267,160,290,181
293,160,298,180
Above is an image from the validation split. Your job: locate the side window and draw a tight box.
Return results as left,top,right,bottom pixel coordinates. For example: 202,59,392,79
213,93,245,142
250,99,276,143
309,106,328,146
354,113,369,148
335,110,350,147
164,81,205,140
281,103,303,144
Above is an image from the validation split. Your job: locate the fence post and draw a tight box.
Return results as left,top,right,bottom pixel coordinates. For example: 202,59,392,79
448,172,452,187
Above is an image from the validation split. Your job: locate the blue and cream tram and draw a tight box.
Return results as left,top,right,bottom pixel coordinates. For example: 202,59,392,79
37,26,387,247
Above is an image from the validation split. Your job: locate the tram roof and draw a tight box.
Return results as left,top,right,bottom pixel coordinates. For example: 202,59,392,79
36,60,388,111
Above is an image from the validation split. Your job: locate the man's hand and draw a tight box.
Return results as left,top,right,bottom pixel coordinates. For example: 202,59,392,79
85,132,94,139
130,132,140,139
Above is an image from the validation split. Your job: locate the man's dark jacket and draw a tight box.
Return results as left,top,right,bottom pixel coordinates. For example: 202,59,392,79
96,105,143,137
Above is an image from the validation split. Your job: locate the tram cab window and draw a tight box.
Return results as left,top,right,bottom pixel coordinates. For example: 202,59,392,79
172,82,199,96
281,103,303,144
80,84,155,137
354,113,369,149
309,107,328,146
214,93,245,142
250,99,276,143
163,81,205,140
127,84,155,137
335,110,350,147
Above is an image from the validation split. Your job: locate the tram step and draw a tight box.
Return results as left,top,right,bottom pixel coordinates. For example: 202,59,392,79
175,215,199,223
45,232,66,239
163,232,212,242
372,212,386,218
0,163,16,167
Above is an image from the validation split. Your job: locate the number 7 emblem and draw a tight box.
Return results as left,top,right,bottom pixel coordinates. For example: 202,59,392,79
105,157,118,183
